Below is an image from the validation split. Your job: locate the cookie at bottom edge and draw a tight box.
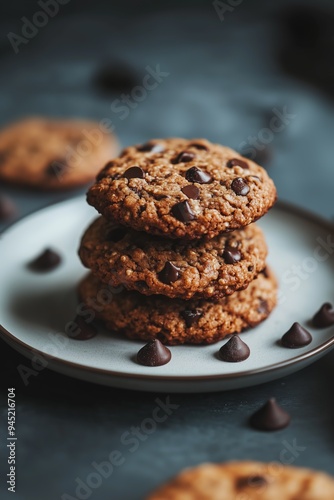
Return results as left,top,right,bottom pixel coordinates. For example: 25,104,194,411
77,268,277,345
146,461,334,500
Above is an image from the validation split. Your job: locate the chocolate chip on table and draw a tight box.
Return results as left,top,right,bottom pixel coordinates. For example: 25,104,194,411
123,166,145,179
107,227,127,242
219,335,250,362
67,315,97,340
94,61,138,93
136,142,164,153
137,339,171,366
158,261,180,284
28,249,61,272
236,475,268,489
281,322,312,348
249,398,291,431
174,151,196,163
227,158,249,169
0,195,16,221
231,177,250,196
181,185,200,199
171,200,196,222
181,308,203,327
312,303,334,327
223,246,241,264
185,166,212,184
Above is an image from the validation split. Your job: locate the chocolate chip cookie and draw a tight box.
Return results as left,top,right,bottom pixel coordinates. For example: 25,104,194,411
147,461,334,499
0,118,118,190
78,217,267,300
77,269,277,345
87,138,277,239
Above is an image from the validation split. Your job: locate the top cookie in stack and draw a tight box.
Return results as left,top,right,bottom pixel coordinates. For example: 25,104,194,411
87,138,277,240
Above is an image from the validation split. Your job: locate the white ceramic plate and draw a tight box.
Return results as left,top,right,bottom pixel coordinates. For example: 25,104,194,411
1,197,334,392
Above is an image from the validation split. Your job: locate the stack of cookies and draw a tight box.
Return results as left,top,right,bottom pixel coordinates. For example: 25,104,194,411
78,138,277,345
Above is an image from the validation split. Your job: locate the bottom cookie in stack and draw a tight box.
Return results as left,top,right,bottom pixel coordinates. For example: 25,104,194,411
78,268,277,345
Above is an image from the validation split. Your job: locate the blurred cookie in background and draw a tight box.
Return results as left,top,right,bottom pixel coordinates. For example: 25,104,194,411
0,117,119,190
147,461,334,500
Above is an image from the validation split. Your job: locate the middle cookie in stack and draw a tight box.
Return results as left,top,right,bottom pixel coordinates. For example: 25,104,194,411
78,138,277,345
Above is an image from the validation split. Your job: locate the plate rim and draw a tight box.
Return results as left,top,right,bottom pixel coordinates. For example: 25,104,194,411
1,196,334,383
1,321,334,383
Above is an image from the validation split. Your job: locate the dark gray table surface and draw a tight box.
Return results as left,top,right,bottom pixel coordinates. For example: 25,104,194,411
1,1,334,499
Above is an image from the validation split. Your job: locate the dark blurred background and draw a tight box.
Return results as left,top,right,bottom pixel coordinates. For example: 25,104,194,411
0,0,334,223
1,1,334,499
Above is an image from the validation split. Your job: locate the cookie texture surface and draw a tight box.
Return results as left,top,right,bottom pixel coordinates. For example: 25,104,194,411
77,269,277,345
79,217,267,300
147,461,334,500
87,138,277,239
0,118,118,190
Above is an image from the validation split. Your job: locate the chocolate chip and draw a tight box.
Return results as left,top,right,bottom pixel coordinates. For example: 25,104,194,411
45,159,69,178
124,166,145,179
185,166,212,184
94,62,138,93
249,398,291,431
28,249,61,272
137,142,164,153
231,177,250,196
223,246,241,264
158,262,180,284
227,158,249,169
312,303,334,328
257,299,269,314
248,265,254,272
174,151,195,163
281,322,312,348
182,308,203,327
261,267,269,278
107,227,127,242
219,335,250,362
181,185,200,199
67,315,98,340
237,475,268,489
171,200,196,222
189,142,209,150
0,195,16,221
137,339,171,366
